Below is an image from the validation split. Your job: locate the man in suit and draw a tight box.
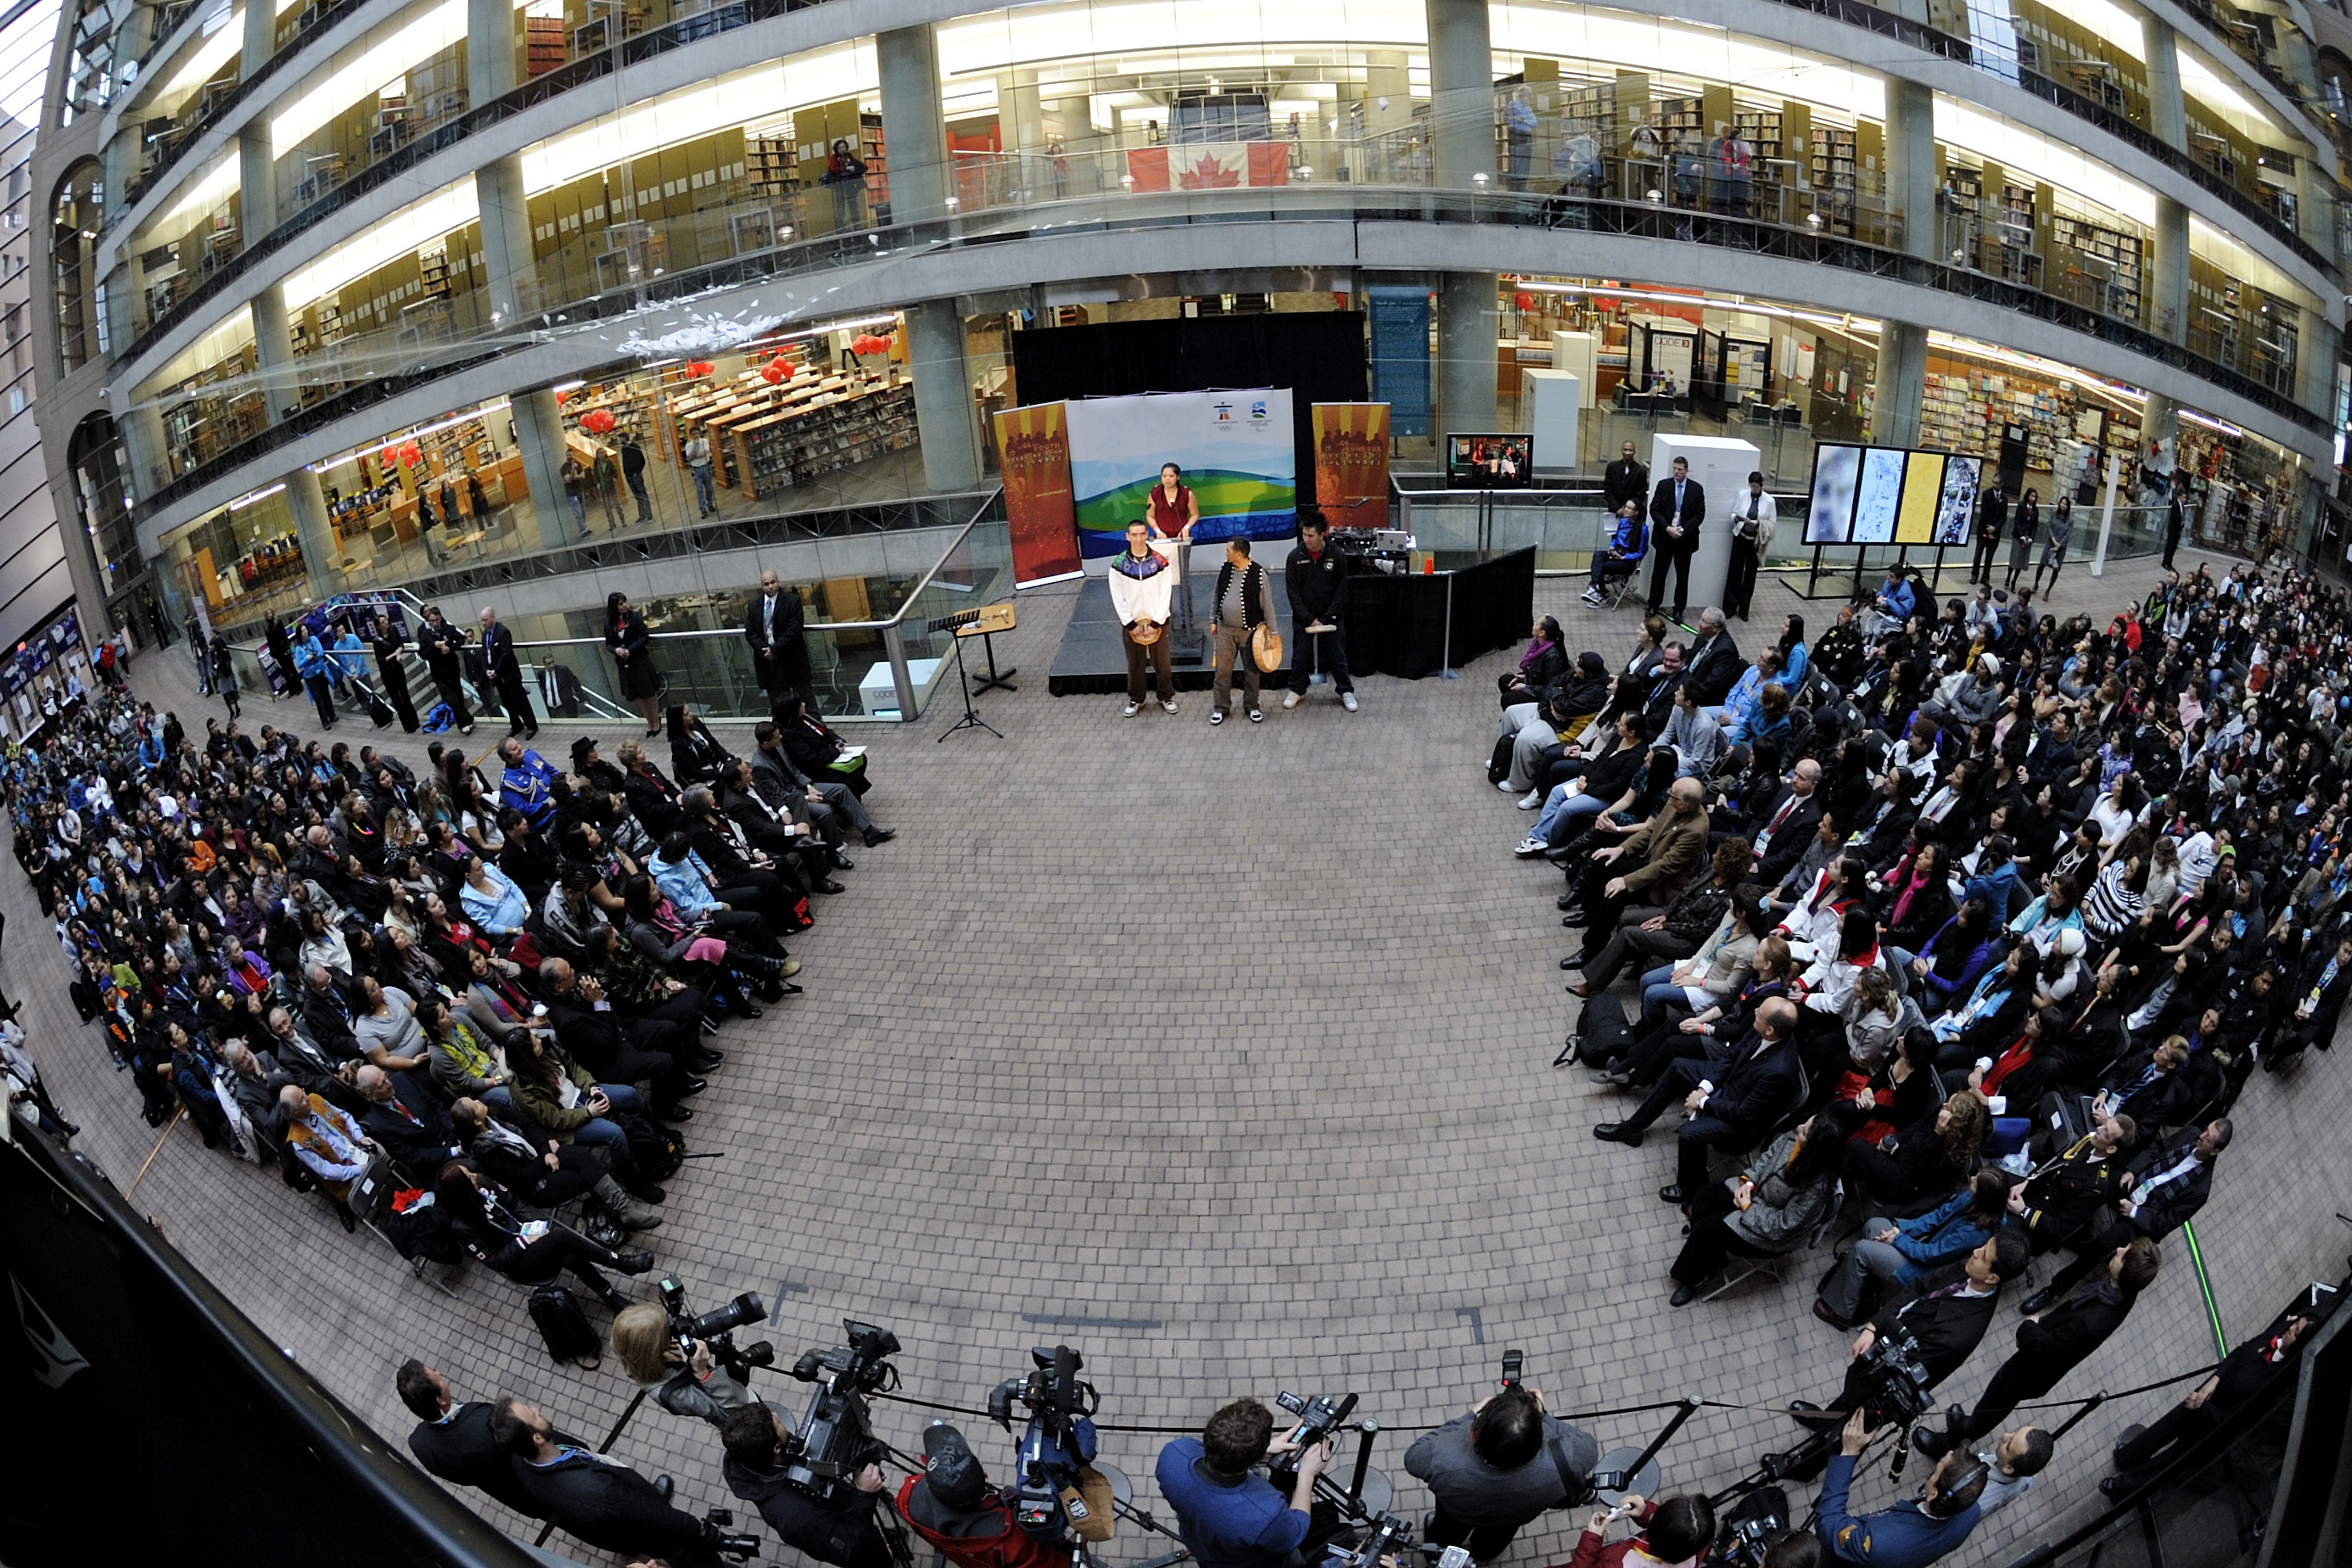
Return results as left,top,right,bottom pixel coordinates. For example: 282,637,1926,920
1816,1411,1988,1568
1595,996,1801,1207
2019,1115,2136,1255
1568,776,1711,940
2102,1310,2314,1496
538,956,703,1116
1747,760,1826,887
1915,1236,2159,1459
399,1361,551,1518
493,1395,729,1566
352,1064,463,1171
1683,608,1744,707
1604,440,1649,518
1972,483,2008,585
2021,1119,2228,1312
414,606,475,736
2283,932,2352,1060
744,568,814,706
1647,456,1706,620
476,605,536,739
753,720,890,850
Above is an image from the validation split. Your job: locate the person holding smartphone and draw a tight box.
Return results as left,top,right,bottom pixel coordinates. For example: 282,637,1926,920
1403,1376,1598,1562
1565,1492,1714,1568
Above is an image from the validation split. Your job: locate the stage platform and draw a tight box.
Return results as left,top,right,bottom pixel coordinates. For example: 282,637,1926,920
1046,574,1301,697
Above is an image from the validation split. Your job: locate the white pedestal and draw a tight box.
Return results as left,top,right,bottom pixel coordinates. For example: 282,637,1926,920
1522,369,1582,477
858,658,942,719
1550,331,1599,406
1650,434,1761,616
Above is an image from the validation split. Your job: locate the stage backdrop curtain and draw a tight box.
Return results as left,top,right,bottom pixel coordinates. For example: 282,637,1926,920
1341,548,1535,680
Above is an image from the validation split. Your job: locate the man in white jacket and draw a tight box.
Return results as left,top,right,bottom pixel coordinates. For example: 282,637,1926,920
1106,520,1179,717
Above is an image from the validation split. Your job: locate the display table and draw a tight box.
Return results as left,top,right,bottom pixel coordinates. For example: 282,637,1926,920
1340,546,1535,680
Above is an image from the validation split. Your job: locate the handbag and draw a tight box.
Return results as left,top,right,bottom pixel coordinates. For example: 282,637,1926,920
1250,623,1284,674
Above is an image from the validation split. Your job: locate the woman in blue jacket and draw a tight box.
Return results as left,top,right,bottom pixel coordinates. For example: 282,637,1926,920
293,624,337,730
1813,1168,2022,1327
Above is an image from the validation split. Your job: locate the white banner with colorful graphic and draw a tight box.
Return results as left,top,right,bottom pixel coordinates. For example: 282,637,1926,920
1063,389,1297,558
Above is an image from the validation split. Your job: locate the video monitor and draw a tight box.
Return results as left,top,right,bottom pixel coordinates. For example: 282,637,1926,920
1446,432,1534,490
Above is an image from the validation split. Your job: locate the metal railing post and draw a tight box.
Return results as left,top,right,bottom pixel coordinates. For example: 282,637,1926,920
885,623,918,720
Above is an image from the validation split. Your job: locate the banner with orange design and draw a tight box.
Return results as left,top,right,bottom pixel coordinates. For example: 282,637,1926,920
1311,403,1392,529
994,402,1084,585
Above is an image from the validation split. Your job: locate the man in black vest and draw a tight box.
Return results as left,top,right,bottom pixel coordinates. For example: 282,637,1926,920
1647,457,1705,622
1209,537,1274,725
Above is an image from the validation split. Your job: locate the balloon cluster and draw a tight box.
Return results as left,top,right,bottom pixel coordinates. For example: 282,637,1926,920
760,359,795,386
686,360,715,378
580,408,617,435
849,333,892,357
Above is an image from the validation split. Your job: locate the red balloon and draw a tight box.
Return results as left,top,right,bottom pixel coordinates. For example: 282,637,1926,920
1514,291,1535,311
761,361,786,385
686,360,714,378
581,409,615,434
554,389,568,404
399,442,422,467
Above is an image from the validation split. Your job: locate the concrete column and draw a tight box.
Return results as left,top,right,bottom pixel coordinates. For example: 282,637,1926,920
472,152,568,547
238,126,276,251
241,0,275,76
2143,16,2186,151
1425,0,1495,190
250,284,293,415
469,0,518,104
1883,78,1935,261
2141,394,2179,494
1874,320,1928,449
2149,193,2189,343
906,301,980,492
287,466,341,597
1436,272,1497,435
876,24,949,225
2297,312,2336,417
507,389,572,550
119,403,171,499
2297,160,2336,260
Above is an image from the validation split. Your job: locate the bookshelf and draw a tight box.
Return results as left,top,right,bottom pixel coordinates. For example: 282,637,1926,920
1810,126,1858,234
525,15,565,77
748,125,799,199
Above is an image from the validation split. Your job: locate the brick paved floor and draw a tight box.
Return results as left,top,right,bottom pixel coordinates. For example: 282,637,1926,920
20,545,2347,1568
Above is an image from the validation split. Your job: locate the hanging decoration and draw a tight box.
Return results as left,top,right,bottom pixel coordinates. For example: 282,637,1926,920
580,409,617,435
1513,291,1535,312
686,360,716,378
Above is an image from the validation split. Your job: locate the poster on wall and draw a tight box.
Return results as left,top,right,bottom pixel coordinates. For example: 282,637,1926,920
1312,403,1392,528
1367,286,1431,437
1064,388,1297,557
1895,451,1946,545
1806,443,1862,543
1933,455,1982,544
1851,446,1907,544
992,402,1084,585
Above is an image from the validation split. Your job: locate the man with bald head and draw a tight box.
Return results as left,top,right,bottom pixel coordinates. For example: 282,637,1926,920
537,955,703,1122
1745,757,1825,888
1569,775,1712,940
1597,994,1804,1208
353,1061,463,1170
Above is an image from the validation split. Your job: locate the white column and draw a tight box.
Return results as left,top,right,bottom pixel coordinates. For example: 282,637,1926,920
1425,0,1494,190
1874,321,1927,449
876,23,949,224
1436,272,1497,437
2142,16,2187,151
2150,194,2189,344
287,465,340,598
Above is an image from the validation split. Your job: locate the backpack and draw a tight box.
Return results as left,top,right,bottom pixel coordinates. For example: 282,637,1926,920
613,1110,685,1181
527,1284,603,1367
1556,993,1632,1067
384,1189,465,1264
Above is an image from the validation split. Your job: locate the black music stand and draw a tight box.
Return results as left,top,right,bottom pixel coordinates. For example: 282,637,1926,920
936,628,1001,742
956,622,1016,694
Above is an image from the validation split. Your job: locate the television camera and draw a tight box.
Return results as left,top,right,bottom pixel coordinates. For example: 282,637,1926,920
780,1319,903,1503
990,1344,1111,1541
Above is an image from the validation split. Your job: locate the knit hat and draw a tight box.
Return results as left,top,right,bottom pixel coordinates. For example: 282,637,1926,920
921,1423,988,1510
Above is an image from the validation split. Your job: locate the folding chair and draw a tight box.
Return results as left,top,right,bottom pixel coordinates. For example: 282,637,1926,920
349,1156,465,1298
1702,1176,1844,1302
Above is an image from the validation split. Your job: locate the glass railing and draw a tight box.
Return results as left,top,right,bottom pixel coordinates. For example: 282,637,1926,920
133,171,2330,524
203,492,1006,721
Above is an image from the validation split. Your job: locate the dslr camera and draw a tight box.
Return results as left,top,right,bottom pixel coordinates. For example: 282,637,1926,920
989,1345,1103,1542
703,1507,761,1560
658,1278,776,1380
781,1319,903,1501
1854,1328,1933,1431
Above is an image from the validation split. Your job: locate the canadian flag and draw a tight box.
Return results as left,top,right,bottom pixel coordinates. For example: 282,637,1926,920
1126,142,1291,192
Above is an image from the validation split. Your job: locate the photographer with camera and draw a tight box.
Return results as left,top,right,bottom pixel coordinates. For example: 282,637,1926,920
1403,1375,1596,1561
715,1403,894,1568
1815,1412,1988,1568
1157,1398,1341,1568
615,1304,761,1425
491,1395,743,1568
898,1422,1073,1568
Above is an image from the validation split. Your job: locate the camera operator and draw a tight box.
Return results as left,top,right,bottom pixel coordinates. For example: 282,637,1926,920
1156,1398,1341,1568
614,1304,760,1425
897,1421,1072,1568
716,1403,894,1568
1403,1382,1596,1561
491,1395,731,1568
1815,1412,1987,1568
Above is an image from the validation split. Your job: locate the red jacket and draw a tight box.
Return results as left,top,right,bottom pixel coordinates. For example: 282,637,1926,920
895,1476,1068,1568
1560,1502,1663,1568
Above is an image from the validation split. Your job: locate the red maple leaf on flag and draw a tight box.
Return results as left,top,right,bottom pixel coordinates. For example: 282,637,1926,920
1182,149,1242,188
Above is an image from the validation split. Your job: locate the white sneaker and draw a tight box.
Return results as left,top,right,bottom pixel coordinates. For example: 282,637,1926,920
1122,700,1140,717
1498,779,1518,792
1519,791,1543,809
1162,699,1179,714
1282,692,1302,709
1341,692,1358,713
1515,837,1547,856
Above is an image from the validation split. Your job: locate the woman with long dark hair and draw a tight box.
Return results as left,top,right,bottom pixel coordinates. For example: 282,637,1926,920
1666,1112,1845,1305
605,591,662,738
433,1162,652,1311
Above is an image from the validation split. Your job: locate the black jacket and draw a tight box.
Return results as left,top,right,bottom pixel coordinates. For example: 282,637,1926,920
408,1403,547,1517
359,1072,462,1169
744,588,811,695
2120,1128,2216,1239
1684,630,1744,707
543,990,673,1085
416,619,468,682
478,622,521,686
1648,477,1706,555
1604,456,1649,514
300,975,361,1060
1705,1029,1800,1132
1285,542,1350,624
512,1448,718,1562
1754,789,1826,886
1998,1284,2137,1395
2023,1138,2132,1247
724,1440,893,1568
1871,1280,2002,1386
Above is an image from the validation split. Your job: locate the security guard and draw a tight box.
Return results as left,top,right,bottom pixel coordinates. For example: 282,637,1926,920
1816,1412,1986,1567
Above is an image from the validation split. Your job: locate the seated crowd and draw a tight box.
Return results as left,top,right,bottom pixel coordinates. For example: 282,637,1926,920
13,675,893,1313
1490,558,2348,1530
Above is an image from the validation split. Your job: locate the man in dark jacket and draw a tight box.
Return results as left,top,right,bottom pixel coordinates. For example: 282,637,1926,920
1209,537,1276,724
1603,440,1649,518
415,606,474,735
1916,1235,2159,1457
300,962,361,1060
2022,1119,2228,1312
745,568,814,704
475,606,536,739
1750,761,1827,887
537,956,701,1117
1597,995,1802,1205
353,1064,463,1169
1646,457,1706,621
1972,483,2008,586
399,1362,551,1518
494,1396,726,1566
2020,1115,2136,1254
1402,1382,1597,1561
2283,932,2352,1059
2103,1310,2315,1495
1283,517,1355,710
719,1402,894,1568
619,433,653,522
1683,608,1744,708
